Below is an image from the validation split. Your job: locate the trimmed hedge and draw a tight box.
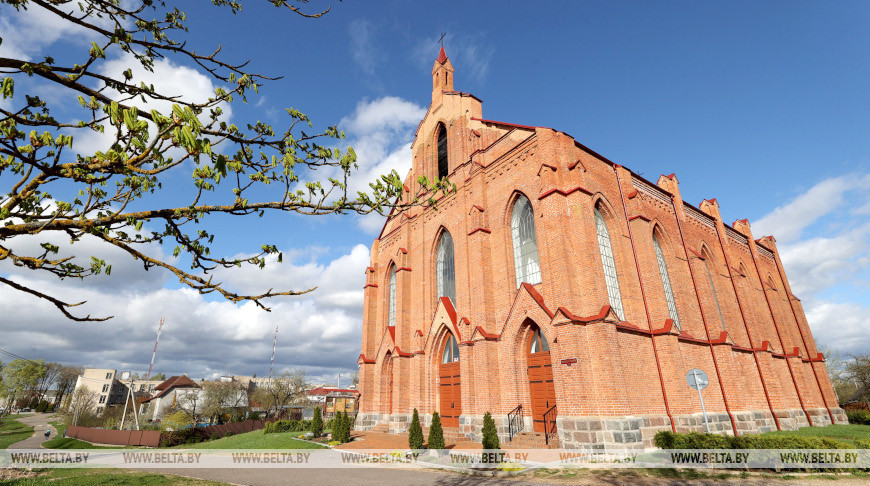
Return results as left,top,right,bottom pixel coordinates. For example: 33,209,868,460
263,419,313,434
846,410,870,425
654,431,869,450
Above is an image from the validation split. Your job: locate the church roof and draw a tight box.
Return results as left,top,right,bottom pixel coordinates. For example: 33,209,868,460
437,46,448,64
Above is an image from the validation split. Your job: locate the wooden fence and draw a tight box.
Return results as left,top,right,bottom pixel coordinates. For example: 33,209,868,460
65,425,161,447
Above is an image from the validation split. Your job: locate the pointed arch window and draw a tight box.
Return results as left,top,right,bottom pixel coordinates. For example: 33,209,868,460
388,264,397,327
511,195,542,287
594,208,624,319
653,232,681,330
441,334,460,363
436,231,456,304
529,328,550,354
437,123,448,180
701,249,727,334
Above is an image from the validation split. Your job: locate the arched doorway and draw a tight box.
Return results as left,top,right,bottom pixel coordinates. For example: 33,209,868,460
527,327,556,433
439,333,461,428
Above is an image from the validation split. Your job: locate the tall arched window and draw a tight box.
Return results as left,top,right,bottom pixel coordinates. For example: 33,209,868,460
701,248,727,334
594,207,624,319
653,232,681,329
436,231,456,304
388,264,397,327
529,328,550,354
441,334,460,363
511,195,542,287
436,123,448,180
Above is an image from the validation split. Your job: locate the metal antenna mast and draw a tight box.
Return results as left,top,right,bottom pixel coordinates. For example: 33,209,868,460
268,325,279,384
146,317,164,380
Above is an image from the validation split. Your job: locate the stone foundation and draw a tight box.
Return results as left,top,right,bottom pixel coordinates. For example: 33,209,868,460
358,408,835,449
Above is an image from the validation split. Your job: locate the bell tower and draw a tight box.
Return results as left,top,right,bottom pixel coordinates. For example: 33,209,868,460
432,46,454,102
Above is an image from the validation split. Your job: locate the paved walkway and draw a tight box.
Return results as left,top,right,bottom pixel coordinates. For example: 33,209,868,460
334,430,482,450
8,413,56,448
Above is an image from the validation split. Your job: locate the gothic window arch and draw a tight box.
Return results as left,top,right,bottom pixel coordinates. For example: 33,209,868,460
652,229,681,330
594,205,624,319
529,328,550,354
511,194,542,287
388,263,397,327
436,122,448,180
441,333,460,363
700,246,727,334
436,230,456,304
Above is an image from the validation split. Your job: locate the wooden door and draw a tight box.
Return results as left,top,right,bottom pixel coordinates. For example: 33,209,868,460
528,350,556,433
439,361,461,428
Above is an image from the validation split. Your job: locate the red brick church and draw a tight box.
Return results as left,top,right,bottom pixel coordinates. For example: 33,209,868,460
355,47,846,448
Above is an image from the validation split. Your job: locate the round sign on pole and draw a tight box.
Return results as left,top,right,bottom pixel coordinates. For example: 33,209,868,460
686,368,709,390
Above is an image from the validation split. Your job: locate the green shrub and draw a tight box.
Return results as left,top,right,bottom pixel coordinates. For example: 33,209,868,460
481,412,500,451
428,411,445,450
408,409,423,449
654,430,858,450
263,419,306,434
846,410,870,425
312,407,323,437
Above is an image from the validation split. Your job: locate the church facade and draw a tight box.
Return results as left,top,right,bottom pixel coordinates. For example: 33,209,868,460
355,48,846,449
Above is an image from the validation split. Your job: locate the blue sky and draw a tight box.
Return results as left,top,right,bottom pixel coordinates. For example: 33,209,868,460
1,0,868,383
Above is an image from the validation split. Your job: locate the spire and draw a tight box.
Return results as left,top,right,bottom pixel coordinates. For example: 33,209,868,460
437,46,448,64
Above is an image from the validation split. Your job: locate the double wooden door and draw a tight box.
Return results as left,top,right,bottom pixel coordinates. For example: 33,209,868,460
527,351,556,432
439,361,461,428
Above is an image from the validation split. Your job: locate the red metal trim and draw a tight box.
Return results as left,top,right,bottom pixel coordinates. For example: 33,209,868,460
397,267,412,272
467,227,492,236
521,283,555,318
471,117,541,131
568,158,584,170
746,235,814,426
561,358,578,366
363,283,378,289
474,326,501,340
627,189,638,199
554,304,612,325
399,247,408,254
472,204,485,212
538,185,593,200
614,167,676,432
366,266,374,273
358,354,376,364
628,214,651,222
668,192,738,436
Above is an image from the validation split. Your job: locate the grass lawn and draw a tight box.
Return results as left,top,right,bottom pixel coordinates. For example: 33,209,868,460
0,415,34,449
177,430,327,449
760,424,870,446
48,417,66,437
0,468,225,485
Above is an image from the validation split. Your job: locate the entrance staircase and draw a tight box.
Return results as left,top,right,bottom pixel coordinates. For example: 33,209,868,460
505,431,561,449
421,426,468,444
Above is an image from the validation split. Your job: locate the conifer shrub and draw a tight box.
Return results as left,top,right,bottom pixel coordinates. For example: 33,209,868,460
428,411,445,449
481,412,500,451
312,407,324,437
846,410,870,425
408,408,423,449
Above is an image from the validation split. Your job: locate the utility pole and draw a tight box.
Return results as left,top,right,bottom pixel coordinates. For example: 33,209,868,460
268,325,278,385
119,371,131,430
147,317,165,380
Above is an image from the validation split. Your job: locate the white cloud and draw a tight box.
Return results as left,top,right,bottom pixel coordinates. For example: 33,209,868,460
349,19,378,76
753,173,870,355
0,243,371,384
754,174,870,243
0,3,101,61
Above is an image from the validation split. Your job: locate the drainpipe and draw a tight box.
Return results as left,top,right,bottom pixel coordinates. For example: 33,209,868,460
739,222,814,427
613,166,676,433
767,237,836,424
666,190,738,436
706,203,781,430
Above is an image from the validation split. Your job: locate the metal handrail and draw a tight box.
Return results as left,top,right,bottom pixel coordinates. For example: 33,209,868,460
507,404,523,442
543,404,557,445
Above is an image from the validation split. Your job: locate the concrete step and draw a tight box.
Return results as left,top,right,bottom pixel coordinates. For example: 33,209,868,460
505,431,561,449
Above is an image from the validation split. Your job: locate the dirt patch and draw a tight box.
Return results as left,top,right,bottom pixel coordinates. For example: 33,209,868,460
0,468,42,481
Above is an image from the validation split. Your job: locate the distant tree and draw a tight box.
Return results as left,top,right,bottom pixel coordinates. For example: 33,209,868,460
202,381,248,424
428,411,445,450
35,362,61,399
1,359,47,413
481,412,500,451
150,373,167,381
0,0,451,323
53,365,83,407
266,369,307,416
350,372,359,388
844,352,870,405
66,385,98,426
311,406,323,437
408,408,423,449
160,410,193,431
175,389,204,422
